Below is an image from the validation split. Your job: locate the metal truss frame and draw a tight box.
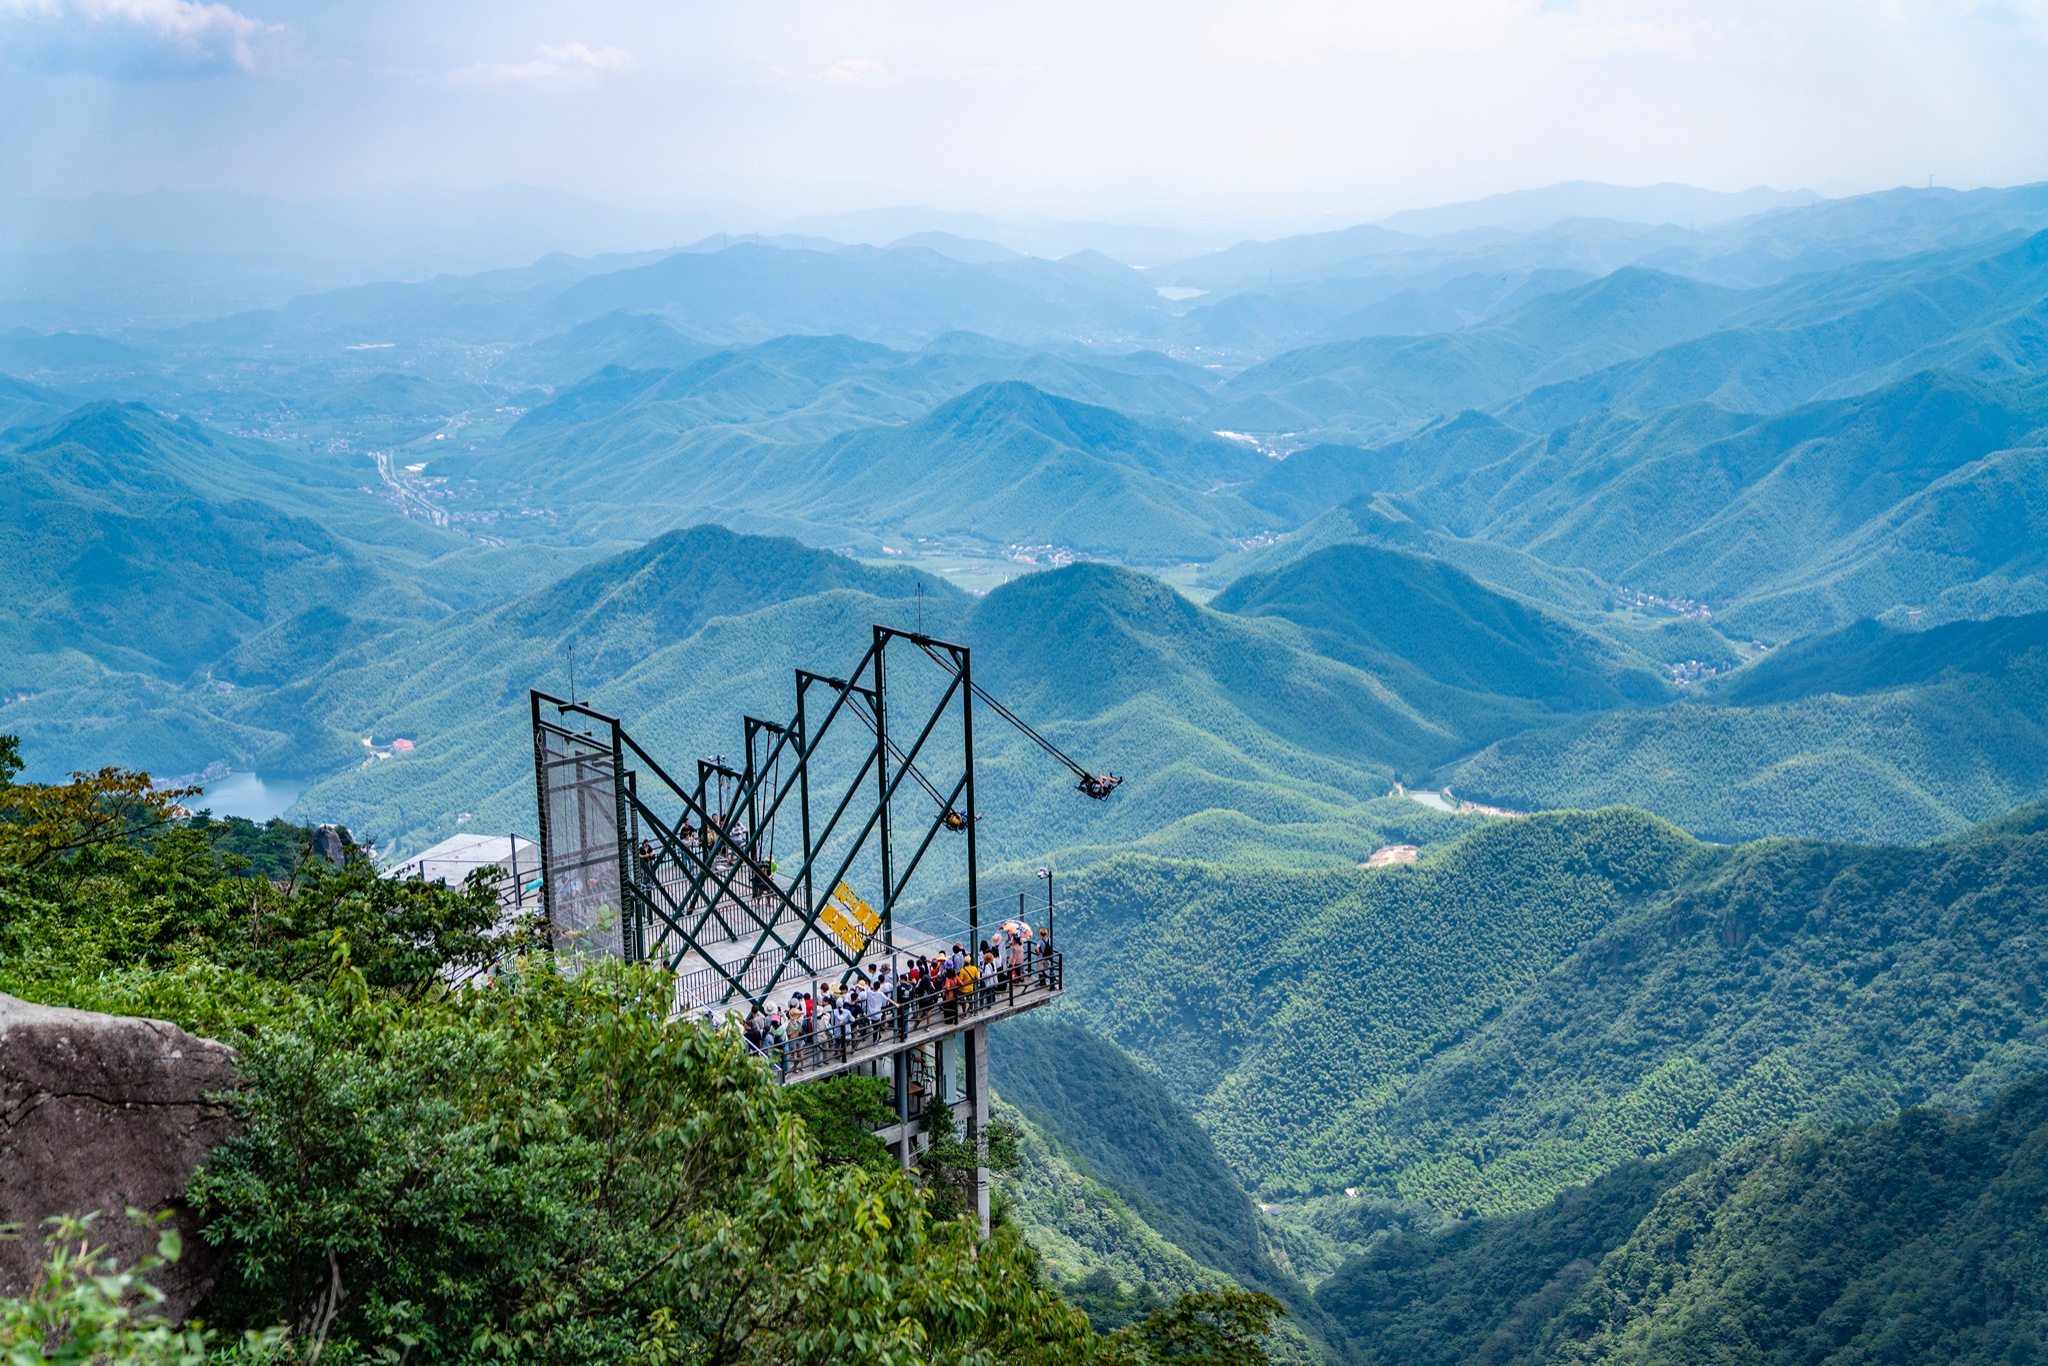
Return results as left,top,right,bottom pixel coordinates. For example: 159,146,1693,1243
530,625,983,1014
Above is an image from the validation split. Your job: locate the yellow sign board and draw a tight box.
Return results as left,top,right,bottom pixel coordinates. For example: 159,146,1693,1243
817,881,881,954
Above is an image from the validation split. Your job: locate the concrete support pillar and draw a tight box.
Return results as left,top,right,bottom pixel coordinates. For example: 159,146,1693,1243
966,1023,989,1237
893,1046,912,1170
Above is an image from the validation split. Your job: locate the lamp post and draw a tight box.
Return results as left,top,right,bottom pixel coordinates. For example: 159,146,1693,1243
1036,866,1053,949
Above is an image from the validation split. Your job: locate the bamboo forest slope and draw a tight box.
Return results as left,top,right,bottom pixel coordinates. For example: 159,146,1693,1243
990,1017,1285,1298
1311,1149,1715,1366
1311,1073,2048,1365
1536,1074,2048,1366
992,1098,1236,1311
1045,811,1709,1193
1333,806,2048,1214
1045,804,2048,1216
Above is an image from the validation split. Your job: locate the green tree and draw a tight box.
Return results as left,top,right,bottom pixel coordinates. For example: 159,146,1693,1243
190,957,1098,1366
1117,1290,1284,1366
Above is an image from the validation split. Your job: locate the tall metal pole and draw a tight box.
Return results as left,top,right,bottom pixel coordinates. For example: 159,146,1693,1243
796,677,815,924
626,770,642,961
874,629,895,963
959,640,988,1239
529,692,556,946
609,719,632,963
961,643,979,941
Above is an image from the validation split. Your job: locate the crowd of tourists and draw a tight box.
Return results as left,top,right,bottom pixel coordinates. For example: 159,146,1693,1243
739,924,1056,1075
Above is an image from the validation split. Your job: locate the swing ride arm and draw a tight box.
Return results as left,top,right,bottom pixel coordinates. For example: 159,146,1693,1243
903,634,1123,799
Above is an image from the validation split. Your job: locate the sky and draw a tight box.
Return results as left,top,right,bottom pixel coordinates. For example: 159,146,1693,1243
2,0,2047,230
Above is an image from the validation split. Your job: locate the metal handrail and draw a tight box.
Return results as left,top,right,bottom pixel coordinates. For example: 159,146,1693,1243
655,886,1059,1013
727,949,1065,1083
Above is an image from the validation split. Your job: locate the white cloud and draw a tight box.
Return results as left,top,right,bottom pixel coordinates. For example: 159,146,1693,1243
452,41,635,88
0,0,284,75
814,57,890,84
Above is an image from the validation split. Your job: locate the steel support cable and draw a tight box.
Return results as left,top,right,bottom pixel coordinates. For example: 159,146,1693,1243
911,641,1119,795
843,691,955,815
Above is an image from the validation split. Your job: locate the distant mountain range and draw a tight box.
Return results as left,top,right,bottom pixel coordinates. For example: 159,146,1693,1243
6,176,2048,852
14,176,2048,1359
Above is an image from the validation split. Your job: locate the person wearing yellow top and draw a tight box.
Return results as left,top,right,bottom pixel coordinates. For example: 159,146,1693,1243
957,960,979,996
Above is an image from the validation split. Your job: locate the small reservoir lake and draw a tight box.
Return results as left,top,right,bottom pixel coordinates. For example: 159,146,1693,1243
197,771,308,821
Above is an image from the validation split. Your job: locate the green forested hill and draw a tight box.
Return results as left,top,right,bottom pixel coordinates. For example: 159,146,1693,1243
1500,226,2048,431
1239,413,1527,525
1212,227,2048,445
0,401,534,778
1044,804,2048,1216
735,381,1275,562
1211,542,1666,711
248,526,961,834
1310,1073,2048,1365
1724,607,2048,704
1312,1150,1714,1366
990,1017,1281,1295
448,353,1231,548
992,1097,1237,1311
1046,812,1708,1196
1541,1076,2048,1365
0,370,71,427
0,402,455,679
539,241,1160,348
1417,370,2048,638
1201,494,1621,621
282,530,1514,863
1451,611,2048,844
1209,269,1745,440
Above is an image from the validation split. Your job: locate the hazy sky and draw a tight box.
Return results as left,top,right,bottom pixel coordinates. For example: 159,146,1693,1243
3,0,2046,226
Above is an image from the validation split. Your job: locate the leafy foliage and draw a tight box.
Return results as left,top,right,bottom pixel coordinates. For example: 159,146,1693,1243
0,737,196,872
0,1215,215,1366
170,813,321,883
779,1075,898,1173
1064,1271,1168,1335
188,958,1096,1366
1116,1291,1287,1366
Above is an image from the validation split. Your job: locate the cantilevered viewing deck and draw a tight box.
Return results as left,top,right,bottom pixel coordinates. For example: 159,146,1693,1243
530,625,1109,1227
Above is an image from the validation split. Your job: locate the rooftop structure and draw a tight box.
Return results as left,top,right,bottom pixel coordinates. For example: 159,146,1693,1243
386,832,540,913
528,624,1114,1231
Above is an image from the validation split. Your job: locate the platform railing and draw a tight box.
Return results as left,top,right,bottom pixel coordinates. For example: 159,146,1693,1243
731,948,1063,1084
660,894,1057,1016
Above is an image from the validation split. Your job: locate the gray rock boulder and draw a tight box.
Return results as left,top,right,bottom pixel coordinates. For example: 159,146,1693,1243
0,993,241,1321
